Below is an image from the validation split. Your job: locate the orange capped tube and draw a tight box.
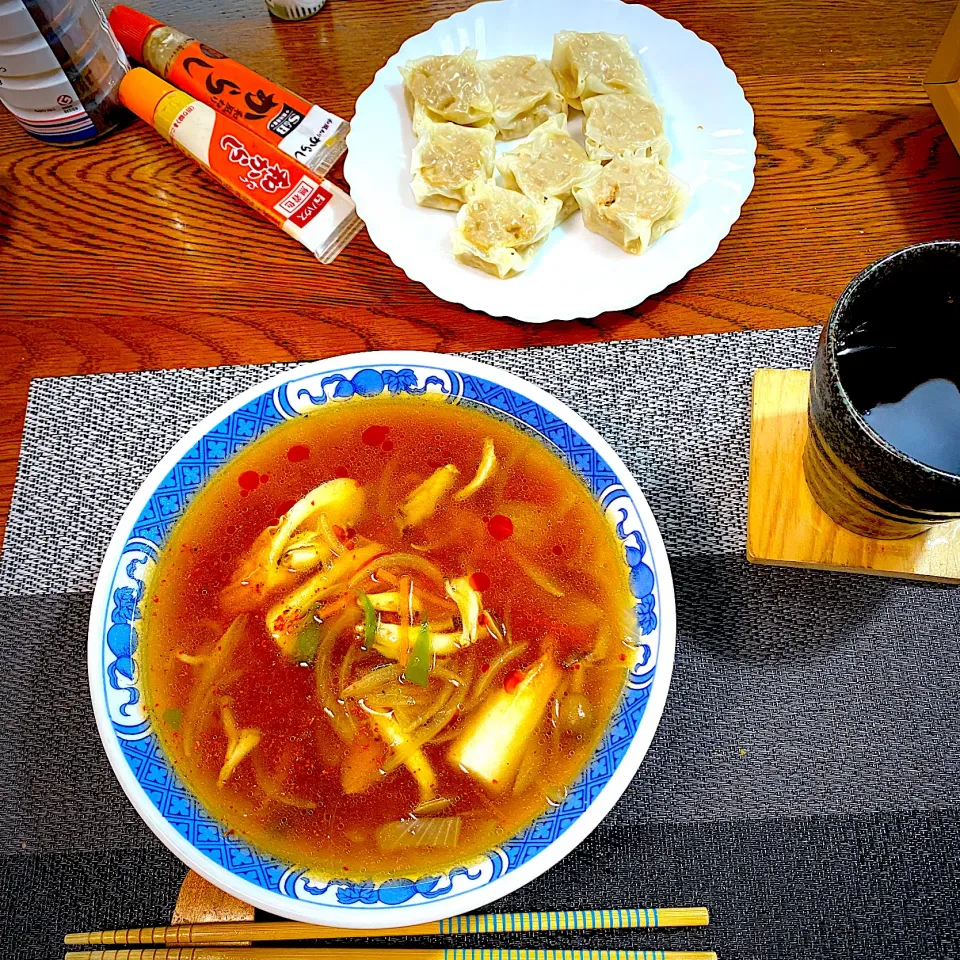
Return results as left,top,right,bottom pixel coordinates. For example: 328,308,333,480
109,5,348,178
119,68,361,264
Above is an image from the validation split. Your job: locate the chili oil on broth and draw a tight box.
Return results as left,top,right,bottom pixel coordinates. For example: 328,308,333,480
141,394,635,878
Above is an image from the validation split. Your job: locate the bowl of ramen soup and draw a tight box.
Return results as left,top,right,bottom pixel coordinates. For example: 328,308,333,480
90,351,675,926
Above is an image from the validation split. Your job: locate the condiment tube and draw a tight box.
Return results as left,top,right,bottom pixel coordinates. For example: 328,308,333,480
109,4,348,178
119,68,361,264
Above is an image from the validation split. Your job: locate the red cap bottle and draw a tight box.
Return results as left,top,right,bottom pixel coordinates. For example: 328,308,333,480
108,5,166,63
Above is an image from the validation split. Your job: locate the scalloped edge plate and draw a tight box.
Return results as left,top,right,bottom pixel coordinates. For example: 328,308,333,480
344,0,755,323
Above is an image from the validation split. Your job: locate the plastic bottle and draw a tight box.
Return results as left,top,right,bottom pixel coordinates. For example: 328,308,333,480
0,0,128,145
109,5,348,178
118,67,361,264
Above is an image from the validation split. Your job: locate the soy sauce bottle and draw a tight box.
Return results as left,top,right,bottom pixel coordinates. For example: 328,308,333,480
0,0,129,145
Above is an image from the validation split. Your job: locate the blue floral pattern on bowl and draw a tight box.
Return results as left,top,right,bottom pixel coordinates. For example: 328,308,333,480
92,356,671,920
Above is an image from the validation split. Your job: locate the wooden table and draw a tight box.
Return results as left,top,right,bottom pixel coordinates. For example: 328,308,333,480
1,0,959,547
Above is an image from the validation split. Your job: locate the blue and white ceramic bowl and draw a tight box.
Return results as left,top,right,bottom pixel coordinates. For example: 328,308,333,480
89,352,676,927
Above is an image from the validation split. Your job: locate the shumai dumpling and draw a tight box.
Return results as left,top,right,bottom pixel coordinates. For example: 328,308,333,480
496,114,600,222
551,31,649,110
452,181,561,278
583,93,670,164
410,100,437,136
400,50,494,127
410,117,496,210
477,55,567,140
573,156,687,255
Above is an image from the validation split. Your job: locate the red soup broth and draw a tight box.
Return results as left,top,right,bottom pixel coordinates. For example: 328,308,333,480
142,395,634,877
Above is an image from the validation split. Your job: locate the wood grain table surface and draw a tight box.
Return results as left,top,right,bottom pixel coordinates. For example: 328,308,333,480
1,0,959,549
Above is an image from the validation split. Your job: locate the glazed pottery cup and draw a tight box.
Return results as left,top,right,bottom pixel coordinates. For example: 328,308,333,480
803,241,960,539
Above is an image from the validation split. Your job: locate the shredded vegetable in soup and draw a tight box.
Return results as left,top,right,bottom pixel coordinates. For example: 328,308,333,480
143,395,637,877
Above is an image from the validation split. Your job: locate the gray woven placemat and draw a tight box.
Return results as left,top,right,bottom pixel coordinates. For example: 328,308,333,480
2,327,958,960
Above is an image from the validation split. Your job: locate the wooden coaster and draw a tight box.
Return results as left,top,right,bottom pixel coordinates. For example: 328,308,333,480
747,369,960,582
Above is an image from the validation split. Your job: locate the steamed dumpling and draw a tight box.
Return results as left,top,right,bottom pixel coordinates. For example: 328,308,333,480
400,50,494,127
573,156,687,254
582,93,670,164
452,181,561,278
496,114,600,222
410,117,496,210
550,31,649,110
477,55,567,140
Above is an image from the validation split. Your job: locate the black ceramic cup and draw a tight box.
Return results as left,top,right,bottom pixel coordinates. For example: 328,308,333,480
803,241,960,539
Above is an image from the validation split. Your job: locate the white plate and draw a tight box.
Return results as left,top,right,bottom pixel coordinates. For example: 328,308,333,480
344,0,756,323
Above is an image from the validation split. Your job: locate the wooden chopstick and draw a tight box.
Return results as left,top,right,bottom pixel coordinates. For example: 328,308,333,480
65,908,709,946
65,950,719,960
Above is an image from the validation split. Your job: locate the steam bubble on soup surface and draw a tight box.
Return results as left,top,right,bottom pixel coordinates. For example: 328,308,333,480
143,396,636,876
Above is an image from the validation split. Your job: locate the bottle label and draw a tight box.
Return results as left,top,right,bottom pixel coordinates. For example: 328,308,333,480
277,103,341,167
166,99,355,257
0,1,39,42
0,34,60,76
0,2,97,143
266,103,304,137
165,40,346,167
165,99,214,166
282,177,355,251
0,0,126,143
